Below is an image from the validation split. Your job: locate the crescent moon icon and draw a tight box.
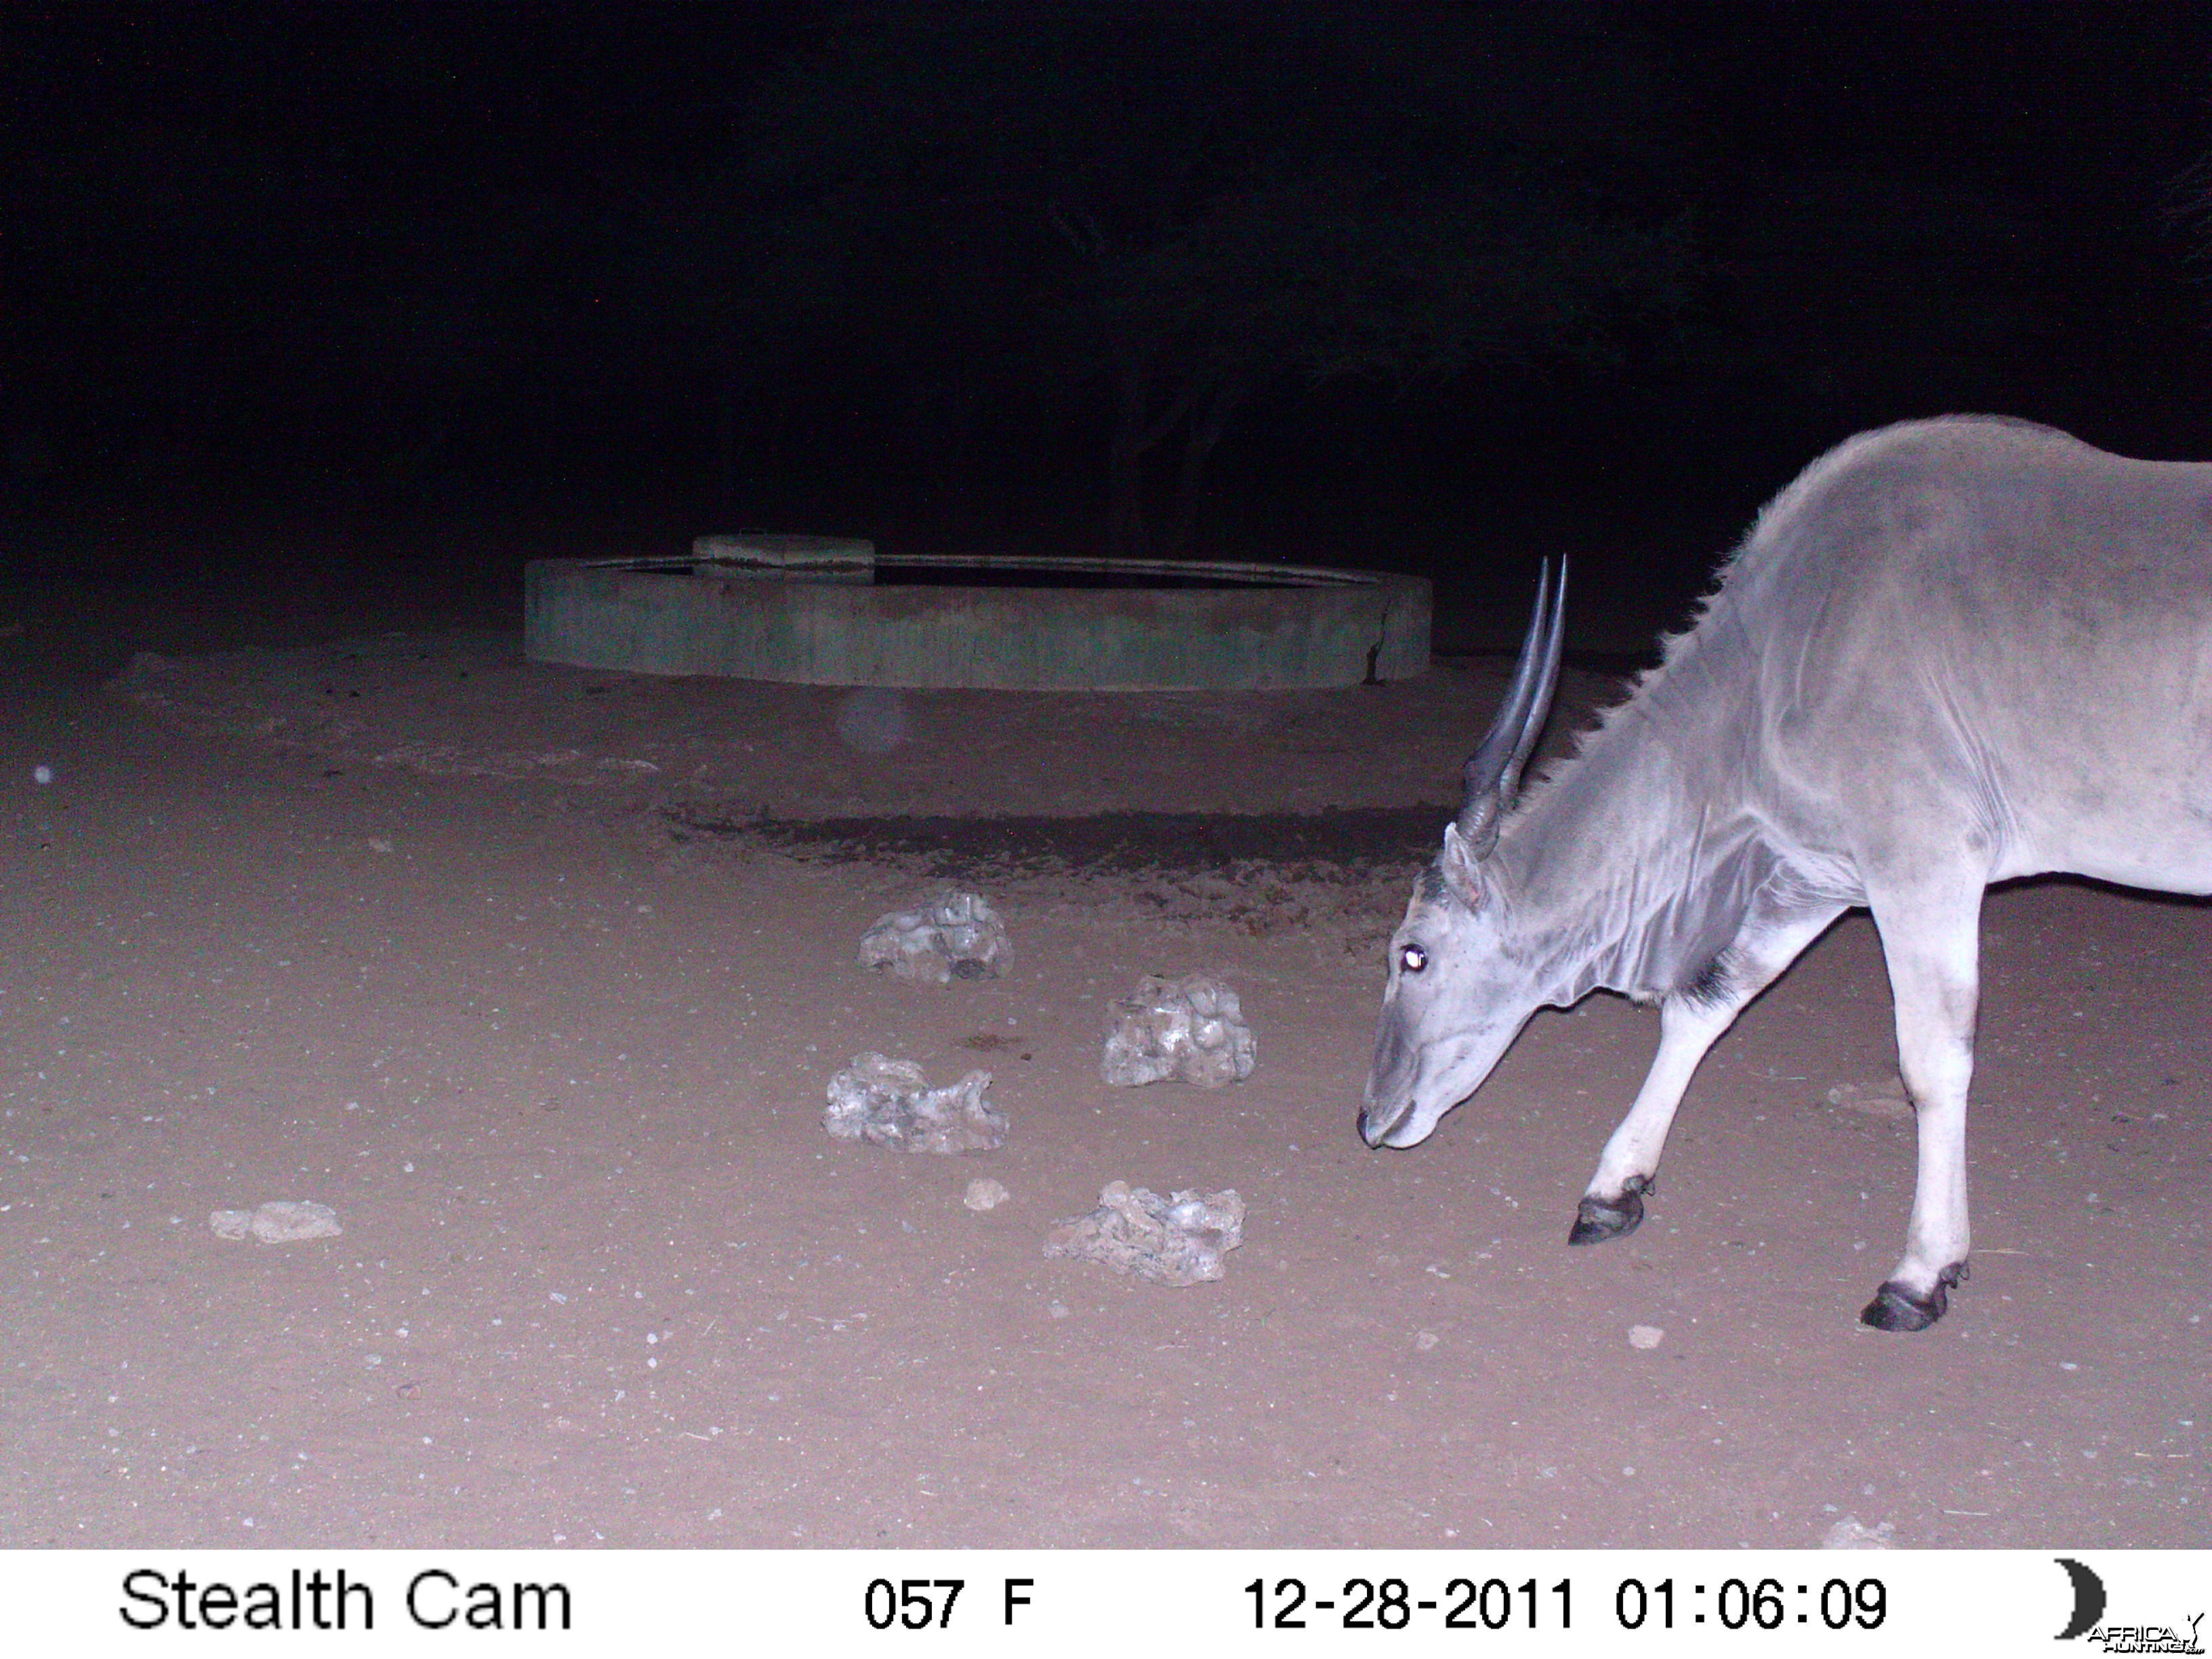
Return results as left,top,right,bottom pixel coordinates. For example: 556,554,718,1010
2054,1558,2106,1641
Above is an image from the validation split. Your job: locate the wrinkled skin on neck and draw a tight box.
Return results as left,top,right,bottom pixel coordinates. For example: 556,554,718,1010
1359,841,1550,1149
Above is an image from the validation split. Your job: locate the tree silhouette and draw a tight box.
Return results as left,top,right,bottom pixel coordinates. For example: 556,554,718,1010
745,1,1691,556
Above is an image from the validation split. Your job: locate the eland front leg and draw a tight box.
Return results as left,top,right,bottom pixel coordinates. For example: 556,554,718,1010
1860,877,1984,1332
1573,895,1846,1244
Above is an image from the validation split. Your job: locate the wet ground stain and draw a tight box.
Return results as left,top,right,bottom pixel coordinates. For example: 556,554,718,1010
661,804,1449,880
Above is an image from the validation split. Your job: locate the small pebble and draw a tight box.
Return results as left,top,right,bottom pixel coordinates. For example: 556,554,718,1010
1629,1324,1664,1350
210,1200,342,1244
1821,1515,1896,1550
964,1179,1010,1212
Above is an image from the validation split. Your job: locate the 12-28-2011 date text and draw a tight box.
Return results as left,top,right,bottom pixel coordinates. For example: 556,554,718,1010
1245,1574,1889,1633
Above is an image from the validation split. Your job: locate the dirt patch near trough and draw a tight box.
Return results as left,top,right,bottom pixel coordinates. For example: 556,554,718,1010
0,607,2204,1550
675,804,1447,875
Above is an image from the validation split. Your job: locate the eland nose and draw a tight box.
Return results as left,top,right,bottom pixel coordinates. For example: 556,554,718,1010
1357,1095,1401,1149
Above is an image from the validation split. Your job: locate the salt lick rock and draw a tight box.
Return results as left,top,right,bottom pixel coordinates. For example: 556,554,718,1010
1043,1181,1245,1286
1101,972,1256,1088
824,1052,1008,1154
859,888,1012,985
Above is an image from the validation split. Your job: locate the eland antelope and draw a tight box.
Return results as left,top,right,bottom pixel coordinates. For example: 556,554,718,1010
1360,415,2212,1330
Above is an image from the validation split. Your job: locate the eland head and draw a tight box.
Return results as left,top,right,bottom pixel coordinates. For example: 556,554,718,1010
1359,560,1566,1150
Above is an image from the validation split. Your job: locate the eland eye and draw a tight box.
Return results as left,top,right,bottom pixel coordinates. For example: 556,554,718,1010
1399,943,1429,975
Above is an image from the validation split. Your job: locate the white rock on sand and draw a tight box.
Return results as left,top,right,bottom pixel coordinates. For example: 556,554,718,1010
209,1200,342,1244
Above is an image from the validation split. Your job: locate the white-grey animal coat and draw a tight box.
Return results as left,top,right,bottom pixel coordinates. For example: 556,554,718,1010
1361,416,2212,1330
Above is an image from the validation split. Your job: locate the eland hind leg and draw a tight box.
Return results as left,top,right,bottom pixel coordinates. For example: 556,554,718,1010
1572,896,1846,1244
1860,874,1984,1332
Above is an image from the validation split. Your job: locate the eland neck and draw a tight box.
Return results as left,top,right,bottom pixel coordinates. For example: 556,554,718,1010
1493,656,1768,1007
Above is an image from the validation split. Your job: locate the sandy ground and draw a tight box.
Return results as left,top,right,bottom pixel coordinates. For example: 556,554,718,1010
1,600,2205,1551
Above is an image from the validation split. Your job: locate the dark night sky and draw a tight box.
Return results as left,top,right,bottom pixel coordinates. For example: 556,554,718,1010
5,2,2212,630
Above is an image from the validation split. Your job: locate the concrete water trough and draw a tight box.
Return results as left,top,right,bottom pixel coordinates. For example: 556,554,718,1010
524,535,1431,691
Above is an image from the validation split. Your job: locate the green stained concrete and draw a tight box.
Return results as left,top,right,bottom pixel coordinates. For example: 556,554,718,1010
525,542,1431,691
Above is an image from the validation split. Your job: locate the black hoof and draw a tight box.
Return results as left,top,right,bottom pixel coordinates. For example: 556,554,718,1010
1858,1261,1969,1332
1569,1179,1650,1246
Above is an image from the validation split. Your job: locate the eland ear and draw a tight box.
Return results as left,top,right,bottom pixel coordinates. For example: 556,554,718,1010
1439,821,1489,910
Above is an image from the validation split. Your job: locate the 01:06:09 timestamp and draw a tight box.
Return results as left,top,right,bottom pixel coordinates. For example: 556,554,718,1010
1616,1577,1887,1631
